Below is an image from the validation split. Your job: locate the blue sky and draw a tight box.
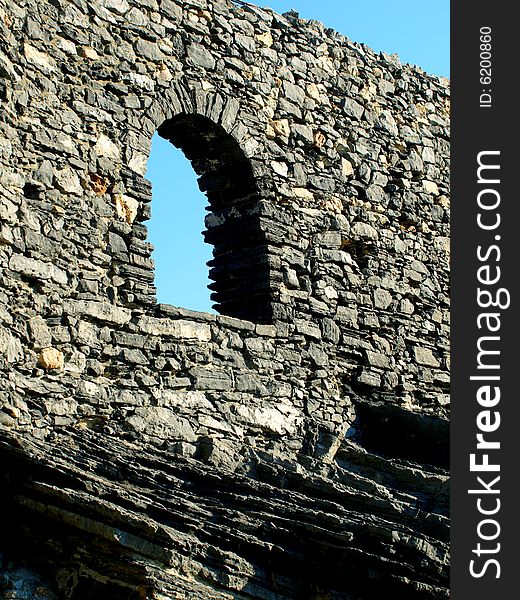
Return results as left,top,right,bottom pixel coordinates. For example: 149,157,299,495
264,0,449,78
146,1,449,313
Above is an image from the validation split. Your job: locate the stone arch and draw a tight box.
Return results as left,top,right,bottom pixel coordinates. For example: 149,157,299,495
152,111,272,323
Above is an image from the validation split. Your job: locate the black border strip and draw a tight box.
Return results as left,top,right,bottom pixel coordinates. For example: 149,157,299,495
451,3,518,598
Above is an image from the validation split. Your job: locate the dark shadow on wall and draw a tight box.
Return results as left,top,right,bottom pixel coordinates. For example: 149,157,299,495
156,114,273,324
0,437,153,600
353,399,449,469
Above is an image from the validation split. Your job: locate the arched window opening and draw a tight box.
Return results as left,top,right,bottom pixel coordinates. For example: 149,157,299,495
147,113,272,323
146,133,214,313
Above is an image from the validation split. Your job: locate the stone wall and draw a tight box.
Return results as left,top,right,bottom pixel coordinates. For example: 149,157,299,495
0,0,450,598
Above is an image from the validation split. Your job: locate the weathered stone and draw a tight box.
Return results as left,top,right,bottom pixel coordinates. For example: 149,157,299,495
0,327,23,363
336,306,358,327
122,348,148,365
423,180,440,195
190,367,233,391
308,342,329,366
365,350,391,369
351,221,378,240
293,187,314,200
407,150,424,172
373,288,393,310
292,123,314,144
54,167,82,195
108,232,127,256
437,195,450,209
235,33,255,52
44,397,77,416
95,134,120,160
89,173,110,195
377,110,398,135
342,98,364,119
76,321,101,346
135,39,164,62
271,161,288,177
38,347,64,370
78,46,100,60
235,373,267,394
235,401,302,435
159,390,213,411
0,196,17,224
422,146,436,163
114,194,138,223
28,316,52,349
244,337,275,355
255,324,277,337
138,316,211,341
0,51,16,80
101,0,129,15
24,43,56,72
400,298,415,314
9,255,68,285
315,231,341,247
321,318,341,343
187,44,215,70
366,184,385,204
294,319,322,339
64,300,131,325
306,82,321,101
413,346,441,368
256,31,273,48
127,407,197,441
313,131,326,148
320,196,343,213
56,37,77,55
196,436,241,469
270,118,291,138
357,369,382,387
283,80,305,105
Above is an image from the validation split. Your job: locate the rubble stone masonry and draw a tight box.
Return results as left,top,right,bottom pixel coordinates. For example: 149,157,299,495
0,0,449,598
